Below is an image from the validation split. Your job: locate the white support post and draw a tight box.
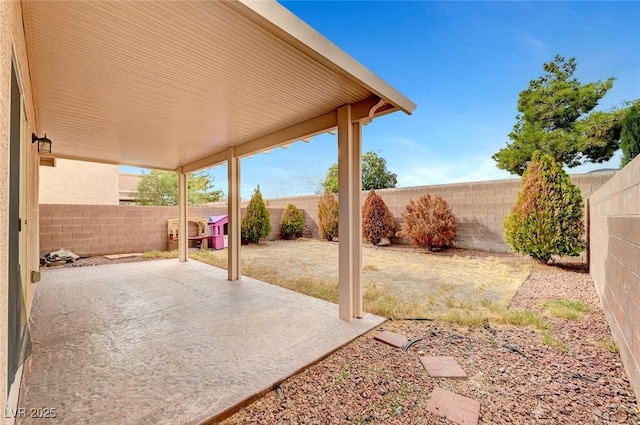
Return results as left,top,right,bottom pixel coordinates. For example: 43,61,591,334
351,121,363,318
338,105,354,321
227,148,241,281
177,167,188,262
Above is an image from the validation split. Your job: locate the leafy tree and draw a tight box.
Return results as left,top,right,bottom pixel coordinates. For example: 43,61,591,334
318,191,339,241
493,55,625,175
362,190,395,246
241,186,271,244
620,103,640,167
397,194,457,251
279,203,305,239
322,151,398,193
136,170,223,206
504,152,584,264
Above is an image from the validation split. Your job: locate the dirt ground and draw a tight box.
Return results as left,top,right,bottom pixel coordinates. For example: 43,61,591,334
236,239,531,311
225,263,639,425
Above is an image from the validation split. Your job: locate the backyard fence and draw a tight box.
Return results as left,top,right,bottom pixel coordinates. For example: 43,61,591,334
588,157,640,400
40,171,613,256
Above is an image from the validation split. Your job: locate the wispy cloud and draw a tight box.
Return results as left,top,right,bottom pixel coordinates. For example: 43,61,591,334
385,137,424,151
518,32,548,56
397,155,513,187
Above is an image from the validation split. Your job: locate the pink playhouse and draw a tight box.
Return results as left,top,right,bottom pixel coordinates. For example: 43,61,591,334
207,215,229,250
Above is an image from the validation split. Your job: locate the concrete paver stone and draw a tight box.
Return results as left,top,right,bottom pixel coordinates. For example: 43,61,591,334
374,331,408,348
426,387,480,425
420,355,468,378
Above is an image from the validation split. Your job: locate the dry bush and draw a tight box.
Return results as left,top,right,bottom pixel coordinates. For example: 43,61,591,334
300,226,313,239
362,189,395,246
397,193,457,250
318,191,339,241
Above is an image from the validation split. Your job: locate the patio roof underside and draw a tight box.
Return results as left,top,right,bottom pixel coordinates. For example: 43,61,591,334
23,0,415,171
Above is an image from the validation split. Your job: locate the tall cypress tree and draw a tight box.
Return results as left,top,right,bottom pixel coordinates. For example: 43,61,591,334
504,152,584,264
241,186,271,244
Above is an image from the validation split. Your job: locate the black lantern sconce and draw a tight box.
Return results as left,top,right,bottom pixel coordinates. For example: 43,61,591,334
32,133,52,154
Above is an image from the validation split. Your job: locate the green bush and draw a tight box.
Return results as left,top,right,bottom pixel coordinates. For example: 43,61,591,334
362,189,395,246
280,203,304,239
504,152,584,264
620,102,640,167
397,193,457,251
318,191,339,241
241,185,271,244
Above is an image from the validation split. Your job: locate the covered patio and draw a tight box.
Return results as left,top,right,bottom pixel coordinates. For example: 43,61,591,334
24,0,415,321
18,260,384,424
11,0,414,422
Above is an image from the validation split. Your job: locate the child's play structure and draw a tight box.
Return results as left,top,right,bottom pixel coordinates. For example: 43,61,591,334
166,215,228,251
207,215,229,250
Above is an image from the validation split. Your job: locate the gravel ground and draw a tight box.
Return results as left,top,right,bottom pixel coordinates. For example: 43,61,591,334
225,263,639,425
41,254,153,268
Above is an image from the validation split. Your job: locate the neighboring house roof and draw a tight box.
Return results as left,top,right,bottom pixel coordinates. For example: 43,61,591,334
23,0,416,172
118,173,142,204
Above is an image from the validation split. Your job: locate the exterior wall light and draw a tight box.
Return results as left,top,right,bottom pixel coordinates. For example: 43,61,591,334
32,133,52,154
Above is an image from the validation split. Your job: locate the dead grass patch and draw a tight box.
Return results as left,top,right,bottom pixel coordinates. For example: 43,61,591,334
592,336,619,352
363,282,425,318
149,241,535,326
436,306,546,329
143,250,178,259
542,332,569,350
541,299,590,321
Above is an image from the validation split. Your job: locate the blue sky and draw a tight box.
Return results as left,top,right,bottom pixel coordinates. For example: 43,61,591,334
123,1,640,200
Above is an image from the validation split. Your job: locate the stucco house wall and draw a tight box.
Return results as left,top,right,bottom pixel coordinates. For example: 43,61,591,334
39,159,119,205
0,0,40,415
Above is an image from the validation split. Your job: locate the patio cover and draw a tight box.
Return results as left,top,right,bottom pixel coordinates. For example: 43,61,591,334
23,0,416,320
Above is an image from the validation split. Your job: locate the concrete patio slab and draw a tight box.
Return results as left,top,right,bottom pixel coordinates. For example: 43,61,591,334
17,259,384,424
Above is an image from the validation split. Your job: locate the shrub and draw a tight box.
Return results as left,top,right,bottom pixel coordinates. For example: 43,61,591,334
279,203,304,239
397,193,457,251
620,102,640,167
301,226,313,239
504,152,584,264
241,185,271,244
318,191,339,241
362,189,395,246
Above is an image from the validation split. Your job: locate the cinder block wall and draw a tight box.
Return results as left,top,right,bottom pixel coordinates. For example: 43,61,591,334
589,158,640,400
243,171,613,252
39,205,290,256
40,171,613,256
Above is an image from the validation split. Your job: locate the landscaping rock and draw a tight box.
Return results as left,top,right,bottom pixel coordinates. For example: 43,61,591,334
225,261,639,424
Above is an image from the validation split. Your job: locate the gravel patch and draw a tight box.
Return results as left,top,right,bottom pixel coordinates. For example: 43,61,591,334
41,254,154,269
225,263,639,425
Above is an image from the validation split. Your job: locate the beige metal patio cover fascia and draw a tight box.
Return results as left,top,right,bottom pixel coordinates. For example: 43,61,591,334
23,0,416,171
